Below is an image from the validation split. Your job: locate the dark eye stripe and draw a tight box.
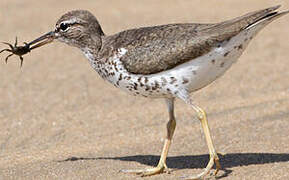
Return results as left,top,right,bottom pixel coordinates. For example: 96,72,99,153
56,21,84,32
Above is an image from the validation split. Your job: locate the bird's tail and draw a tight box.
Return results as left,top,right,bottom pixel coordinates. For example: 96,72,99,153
205,5,288,43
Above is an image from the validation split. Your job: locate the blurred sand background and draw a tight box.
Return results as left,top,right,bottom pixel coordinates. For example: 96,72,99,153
0,0,288,179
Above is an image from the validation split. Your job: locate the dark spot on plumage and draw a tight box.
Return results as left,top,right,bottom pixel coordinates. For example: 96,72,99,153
137,77,142,82
152,86,157,90
167,88,171,92
175,84,178,87
182,77,189,84
220,62,225,67
136,92,140,94
133,83,138,90
127,76,131,80
110,72,115,76
211,59,215,64
144,77,148,83
170,77,177,84
140,82,144,87
238,44,243,50
116,81,120,86
224,52,230,57
145,86,150,91
154,81,160,88
119,74,123,81
174,91,178,95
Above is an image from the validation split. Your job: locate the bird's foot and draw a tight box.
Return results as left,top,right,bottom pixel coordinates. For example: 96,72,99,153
120,162,172,177
181,153,221,180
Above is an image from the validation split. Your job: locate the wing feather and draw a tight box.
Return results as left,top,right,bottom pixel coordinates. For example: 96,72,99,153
100,5,282,75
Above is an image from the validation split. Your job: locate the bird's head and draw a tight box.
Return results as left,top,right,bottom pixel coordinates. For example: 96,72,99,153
28,10,104,51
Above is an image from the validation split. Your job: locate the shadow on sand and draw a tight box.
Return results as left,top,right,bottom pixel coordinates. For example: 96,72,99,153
58,153,289,178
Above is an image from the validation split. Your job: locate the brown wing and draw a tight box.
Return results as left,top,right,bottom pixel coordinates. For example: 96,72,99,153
101,23,214,74
100,5,281,75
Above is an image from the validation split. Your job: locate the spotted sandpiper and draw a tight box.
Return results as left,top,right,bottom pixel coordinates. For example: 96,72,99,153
11,5,289,179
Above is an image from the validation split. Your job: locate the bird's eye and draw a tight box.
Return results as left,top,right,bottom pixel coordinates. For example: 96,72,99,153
59,23,69,31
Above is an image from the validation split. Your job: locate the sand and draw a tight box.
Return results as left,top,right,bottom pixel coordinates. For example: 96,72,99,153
0,0,288,179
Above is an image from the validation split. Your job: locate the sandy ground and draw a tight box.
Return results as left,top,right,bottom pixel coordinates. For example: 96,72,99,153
0,0,288,179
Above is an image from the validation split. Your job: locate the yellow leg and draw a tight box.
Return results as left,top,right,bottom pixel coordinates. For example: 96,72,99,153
121,98,176,176
184,105,221,180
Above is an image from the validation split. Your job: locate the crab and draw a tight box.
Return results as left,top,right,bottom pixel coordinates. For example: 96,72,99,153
0,37,31,67
0,32,54,68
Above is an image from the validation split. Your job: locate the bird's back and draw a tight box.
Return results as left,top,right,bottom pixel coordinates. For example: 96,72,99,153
99,5,287,75
100,23,214,74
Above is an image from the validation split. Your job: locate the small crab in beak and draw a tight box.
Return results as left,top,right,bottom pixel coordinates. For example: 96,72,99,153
0,31,55,67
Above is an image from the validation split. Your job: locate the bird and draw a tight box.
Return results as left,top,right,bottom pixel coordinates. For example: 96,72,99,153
18,5,288,179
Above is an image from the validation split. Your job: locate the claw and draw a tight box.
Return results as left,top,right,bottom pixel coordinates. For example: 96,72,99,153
5,54,13,64
20,56,23,68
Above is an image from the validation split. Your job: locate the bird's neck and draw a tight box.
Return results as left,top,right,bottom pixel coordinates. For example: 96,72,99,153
79,33,104,60
81,35,104,68
80,33,103,52
81,45,110,80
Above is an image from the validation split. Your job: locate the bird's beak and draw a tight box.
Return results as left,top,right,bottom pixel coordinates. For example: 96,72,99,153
27,31,56,50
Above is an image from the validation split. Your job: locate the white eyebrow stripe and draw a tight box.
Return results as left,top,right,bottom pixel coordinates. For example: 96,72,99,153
56,18,82,30
62,18,79,25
